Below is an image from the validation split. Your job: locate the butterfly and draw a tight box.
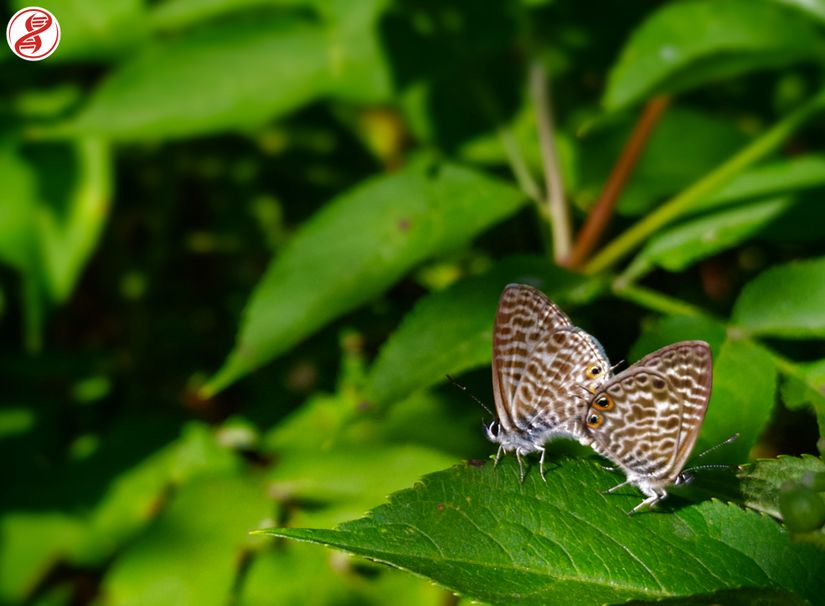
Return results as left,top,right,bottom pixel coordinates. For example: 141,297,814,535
487,283,613,480
581,340,713,514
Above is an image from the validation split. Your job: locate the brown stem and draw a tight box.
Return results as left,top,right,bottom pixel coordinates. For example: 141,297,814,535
563,96,671,269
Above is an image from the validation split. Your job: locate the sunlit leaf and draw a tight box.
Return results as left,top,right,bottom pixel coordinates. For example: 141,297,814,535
10,0,149,62
262,458,822,606
732,256,825,337
605,0,824,111
203,162,525,395
694,155,825,213
630,197,795,275
61,16,328,140
103,472,272,606
704,338,777,464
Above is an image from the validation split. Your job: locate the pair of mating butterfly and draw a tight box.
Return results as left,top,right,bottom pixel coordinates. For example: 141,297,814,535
486,284,713,514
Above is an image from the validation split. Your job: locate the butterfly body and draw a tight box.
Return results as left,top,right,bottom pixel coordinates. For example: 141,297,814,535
490,284,612,479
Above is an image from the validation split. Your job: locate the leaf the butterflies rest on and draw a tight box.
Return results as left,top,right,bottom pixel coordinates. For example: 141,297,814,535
203,163,525,396
732,256,825,338
603,0,824,112
260,458,822,606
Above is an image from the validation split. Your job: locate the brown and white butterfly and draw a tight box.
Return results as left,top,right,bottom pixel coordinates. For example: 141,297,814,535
582,340,713,514
488,284,612,480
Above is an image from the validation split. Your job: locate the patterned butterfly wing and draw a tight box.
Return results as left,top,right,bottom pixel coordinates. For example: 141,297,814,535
492,284,611,451
584,341,712,512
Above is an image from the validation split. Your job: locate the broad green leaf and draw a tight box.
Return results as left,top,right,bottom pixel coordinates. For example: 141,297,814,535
629,197,795,276
61,17,328,140
577,108,746,216
738,455,825,518
271,445,456,528
732,256,825,337
240,542,446,606
149,0,313,30
103,472,272,606
0,513,84,604
9,0,148,62
704,339,777,463
365,257,602,407
203,163,525,395
629,315,728,363
772,0,825,24
604,0,824,111
264,390,485,461
695,155,825,213
262,458,822,606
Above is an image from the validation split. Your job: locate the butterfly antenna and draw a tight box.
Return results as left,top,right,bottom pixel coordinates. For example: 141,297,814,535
610,359,625,372
445,374,494,417
692,433,740,460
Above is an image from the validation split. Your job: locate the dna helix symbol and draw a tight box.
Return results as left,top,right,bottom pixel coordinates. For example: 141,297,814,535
14,10,53,56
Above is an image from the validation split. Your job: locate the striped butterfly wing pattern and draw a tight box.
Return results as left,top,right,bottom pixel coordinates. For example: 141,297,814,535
490,284,612,478
583,341,713,513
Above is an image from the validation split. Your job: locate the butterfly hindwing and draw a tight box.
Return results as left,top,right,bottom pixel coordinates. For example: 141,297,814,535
584,341,712,512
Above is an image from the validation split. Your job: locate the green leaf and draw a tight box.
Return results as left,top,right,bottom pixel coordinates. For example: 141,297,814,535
695,155,825,213
61,16,328,140
732,256,825,337
738,455,825,518
629,197,795,276
772,0,825,25
704,338,777,463
271,444,456,528
102,472,272,606
365,257,603,407
629,315,728,363
604,0,825,111
0,513,84,604
261,458,822,605
240,542,446,606
203,162,525,395
11,0,149,62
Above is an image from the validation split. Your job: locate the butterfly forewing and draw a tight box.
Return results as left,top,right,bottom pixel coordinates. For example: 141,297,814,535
491,284,611,456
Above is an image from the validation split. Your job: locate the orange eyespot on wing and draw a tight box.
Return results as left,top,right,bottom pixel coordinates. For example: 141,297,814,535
592,394,613,411
586,412,603,428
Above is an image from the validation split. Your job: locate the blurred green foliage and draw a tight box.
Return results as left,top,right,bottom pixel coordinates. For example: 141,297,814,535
2,0,825,604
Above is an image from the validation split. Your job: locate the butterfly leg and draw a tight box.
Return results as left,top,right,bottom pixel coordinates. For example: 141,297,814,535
516,449,526,483
604,478,631,494
538,447,547,483
494,445,504,467
627,487,667,516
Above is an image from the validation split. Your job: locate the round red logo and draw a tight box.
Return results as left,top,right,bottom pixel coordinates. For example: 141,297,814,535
6,6,60,61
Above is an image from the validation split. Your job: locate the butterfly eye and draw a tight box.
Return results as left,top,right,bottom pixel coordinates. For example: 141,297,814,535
586,412,603,428
593,394,613,411
585,365,603,379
